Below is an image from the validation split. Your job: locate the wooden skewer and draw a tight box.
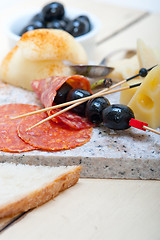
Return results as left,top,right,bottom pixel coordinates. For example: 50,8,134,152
27,100,85,131
12,78,127,120
26,83,140,131
12,66,155,120
129,118,160,136
143,125,160,135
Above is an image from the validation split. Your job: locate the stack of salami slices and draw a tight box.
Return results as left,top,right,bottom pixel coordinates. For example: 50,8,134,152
0,76,93,153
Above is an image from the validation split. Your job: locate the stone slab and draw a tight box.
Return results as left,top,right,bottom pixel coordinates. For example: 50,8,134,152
0,82,159,179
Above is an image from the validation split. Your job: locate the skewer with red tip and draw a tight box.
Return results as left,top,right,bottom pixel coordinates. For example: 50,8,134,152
10,65,159,136
12,66,155,121
129,118,160,135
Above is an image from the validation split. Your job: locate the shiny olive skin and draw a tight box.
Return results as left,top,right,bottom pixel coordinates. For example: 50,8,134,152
30,13,44,23
20,13,46,35
54,82,72,105
67,89,91,115
19,2,92,38
46,19,65,29
29,20,46,28
42,2,65,21
65,18,90,37
62,16,71,25
102,104,135,130
85,97,110,124
76,15,91,31
20,23,43,36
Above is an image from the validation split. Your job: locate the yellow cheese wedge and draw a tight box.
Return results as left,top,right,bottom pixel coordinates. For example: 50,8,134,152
128,65,160,129
120,78,143,105
137,39,160,68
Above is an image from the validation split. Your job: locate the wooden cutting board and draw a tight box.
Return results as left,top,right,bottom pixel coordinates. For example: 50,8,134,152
1,178,160,240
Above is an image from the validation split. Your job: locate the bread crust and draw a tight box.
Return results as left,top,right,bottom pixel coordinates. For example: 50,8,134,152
0,166,81,219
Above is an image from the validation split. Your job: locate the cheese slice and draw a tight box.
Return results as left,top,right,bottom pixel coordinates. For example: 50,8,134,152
120,78,143,105
128,65,160,129
137,39,160,68
107,55,139,82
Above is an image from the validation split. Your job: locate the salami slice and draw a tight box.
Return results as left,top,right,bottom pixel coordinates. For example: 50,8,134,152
49,108,92,129
0,104,39,153
66,75,92,92
32,75,92,129
18,112,93,151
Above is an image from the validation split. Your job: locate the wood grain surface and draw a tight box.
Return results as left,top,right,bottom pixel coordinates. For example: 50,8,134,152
1,178,160,240
0,0,160,239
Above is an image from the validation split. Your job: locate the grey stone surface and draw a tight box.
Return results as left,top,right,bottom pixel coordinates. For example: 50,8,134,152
0,82,159,179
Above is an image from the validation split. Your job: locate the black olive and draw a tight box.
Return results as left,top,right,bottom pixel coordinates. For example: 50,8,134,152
65,18,90,37
46,20,59,29
75,15,91,31
42,2,65,22
19,23,43,36
29,20,46,28
19,13,46,36
19,4,92,38
29,13,44,23
139,68,148,77
85,97,110,124
46,19,65,29
59,19,68,29
102,104,135,130
67,89,92,115
62,16,71,25
54,82,72,105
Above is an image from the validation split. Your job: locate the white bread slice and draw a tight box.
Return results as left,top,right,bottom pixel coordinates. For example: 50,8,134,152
0,214,20,231
0,163,81,219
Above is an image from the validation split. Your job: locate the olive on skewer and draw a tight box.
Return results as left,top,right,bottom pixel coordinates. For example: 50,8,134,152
13,66,159,135
54,82,135,130
67,89,92,115
102,104,135,130
85,97,110,124
54,82,73,104
49,79,138,130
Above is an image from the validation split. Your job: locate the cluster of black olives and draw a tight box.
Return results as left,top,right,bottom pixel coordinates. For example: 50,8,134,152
54,83,135,130
20,2,91,37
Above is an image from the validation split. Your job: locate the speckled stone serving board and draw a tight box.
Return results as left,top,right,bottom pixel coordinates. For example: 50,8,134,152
0,82,159,179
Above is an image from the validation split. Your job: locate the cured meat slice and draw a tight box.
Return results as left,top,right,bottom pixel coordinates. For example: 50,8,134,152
66,75,91,92
0,104,39,153
18,112,92,151
32,75,91,108
32,75,92,129
32,76,67,108
49,108,92,129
